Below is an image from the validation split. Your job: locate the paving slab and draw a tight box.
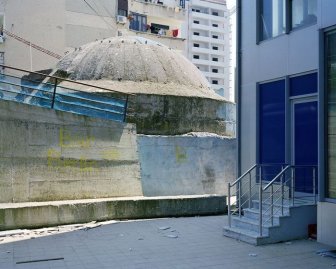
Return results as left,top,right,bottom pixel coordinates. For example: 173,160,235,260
0,215,334,269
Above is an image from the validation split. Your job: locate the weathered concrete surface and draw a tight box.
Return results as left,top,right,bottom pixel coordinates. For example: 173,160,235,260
0,99,142,202
138,134,236,196
128,94,236,136
56,36,236,136
0,195,226,230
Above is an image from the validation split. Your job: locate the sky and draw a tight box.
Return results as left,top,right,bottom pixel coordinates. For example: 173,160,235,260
226,0,235,9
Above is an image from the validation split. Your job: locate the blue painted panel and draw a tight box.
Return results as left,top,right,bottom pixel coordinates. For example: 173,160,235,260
259,80,286,180
294,101,318,193
290,73,317,96
0,73,127,123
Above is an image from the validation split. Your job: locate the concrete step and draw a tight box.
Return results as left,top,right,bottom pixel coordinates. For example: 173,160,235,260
223,225,269,245
231,216,272,235
0,195,226,231
251,200,290,215
225,204,317,245
243,208,284,224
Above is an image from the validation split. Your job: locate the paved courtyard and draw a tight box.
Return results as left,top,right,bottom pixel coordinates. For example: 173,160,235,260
0,215,334,269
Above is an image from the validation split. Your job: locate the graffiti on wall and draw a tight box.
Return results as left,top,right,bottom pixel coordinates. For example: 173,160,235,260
47,127,97,172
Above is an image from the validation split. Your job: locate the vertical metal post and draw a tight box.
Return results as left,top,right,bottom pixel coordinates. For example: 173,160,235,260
313,167,316,204
228,183,231,227
270,184,274,226
281,165,284,215
281,170,284,215
249,171,252,208
291,167,295,206
51,78,57,109
123,95,129,122
259,166,263,236
238,181,241,218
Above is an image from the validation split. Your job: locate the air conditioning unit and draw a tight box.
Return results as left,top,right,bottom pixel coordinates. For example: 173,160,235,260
117,15,127,24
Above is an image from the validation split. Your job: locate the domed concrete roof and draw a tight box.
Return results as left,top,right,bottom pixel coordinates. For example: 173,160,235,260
57,36,225,100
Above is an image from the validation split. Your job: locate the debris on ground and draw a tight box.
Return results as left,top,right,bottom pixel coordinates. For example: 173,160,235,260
317,249,336,259
164,234,178,239
158,226,171,231
0,220,120,244
248,253,258,257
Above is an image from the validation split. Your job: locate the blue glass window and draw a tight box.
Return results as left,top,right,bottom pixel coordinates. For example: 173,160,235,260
290,73,317,96
259,80,286,179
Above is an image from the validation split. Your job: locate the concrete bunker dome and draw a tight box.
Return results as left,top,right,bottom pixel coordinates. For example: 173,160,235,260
56,36,234,136
57,36,222,99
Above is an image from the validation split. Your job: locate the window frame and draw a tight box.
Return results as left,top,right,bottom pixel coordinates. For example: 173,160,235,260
257,0,317,44
324,27,336,202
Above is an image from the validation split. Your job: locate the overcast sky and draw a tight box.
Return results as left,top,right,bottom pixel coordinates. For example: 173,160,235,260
226,0,235,9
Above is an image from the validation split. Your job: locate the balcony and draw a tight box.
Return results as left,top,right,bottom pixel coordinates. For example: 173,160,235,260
192,47,226,56
191,11,224,22
202,71,224,79
121,29,186,52
191,35,225,45
130,0,186,21
191,23,225,34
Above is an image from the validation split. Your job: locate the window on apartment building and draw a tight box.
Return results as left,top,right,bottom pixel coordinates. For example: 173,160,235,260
118,9,127,16
212,35,218,39
212,69,218,73
212,46,218,50
291,0,317,29
212,24,218,27
212,80,218,84
196,9,201,13
129,13,147,32
212,57,218,62
193,20,200,24
193,55,200,59
259,0,286,41
193,43,200,47
118,0,128,16
193,32,200,36
326,29,336,199
212,11,219,16
0,14,3,36
150,23,169,35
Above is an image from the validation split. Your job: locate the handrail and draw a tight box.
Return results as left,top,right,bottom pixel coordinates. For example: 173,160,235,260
230,164,257,187
263,165,291,191
0,65,130,122
0,64,135,97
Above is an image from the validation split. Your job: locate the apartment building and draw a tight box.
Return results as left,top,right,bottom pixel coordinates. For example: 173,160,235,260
119,0,186,52
0,0,186,71
184,0,231,101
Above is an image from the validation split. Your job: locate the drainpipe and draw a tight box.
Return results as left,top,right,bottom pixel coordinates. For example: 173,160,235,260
236,0,242,176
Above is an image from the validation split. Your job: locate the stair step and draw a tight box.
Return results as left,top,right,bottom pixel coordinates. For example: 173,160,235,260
252,200,291,214
231,216,273,235
243,208,286,223
223,225,269,245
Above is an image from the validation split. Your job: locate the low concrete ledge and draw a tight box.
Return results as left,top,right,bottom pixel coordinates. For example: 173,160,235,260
0,195,226,230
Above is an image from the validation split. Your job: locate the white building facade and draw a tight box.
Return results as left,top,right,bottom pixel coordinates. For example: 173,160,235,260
184,0,232,101
0,0,186,71
237,0,336,247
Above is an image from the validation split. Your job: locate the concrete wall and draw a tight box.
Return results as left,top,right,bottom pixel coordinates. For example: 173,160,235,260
138,135,236,196
0,99,142,202
128,94,236,136
318,202,336,247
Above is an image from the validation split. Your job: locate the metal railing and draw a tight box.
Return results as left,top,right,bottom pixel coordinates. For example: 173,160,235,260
0,64,132,122
227,164,318,236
